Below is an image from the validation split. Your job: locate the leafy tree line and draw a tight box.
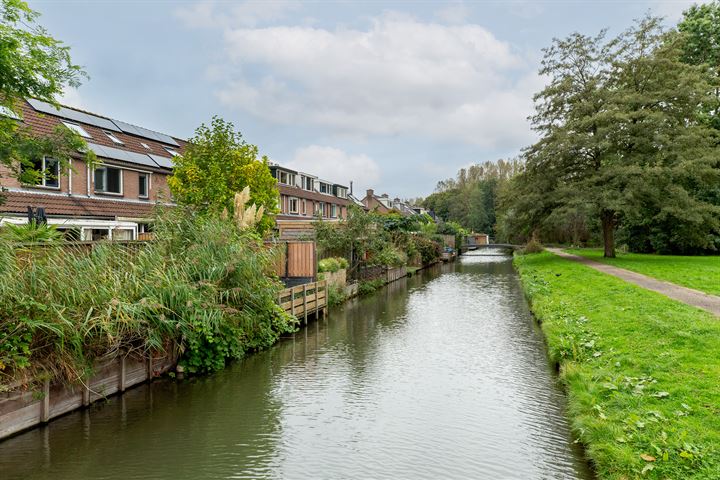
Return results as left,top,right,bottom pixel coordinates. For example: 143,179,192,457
422,159,522,238
428,5,720,257
503,12,720,257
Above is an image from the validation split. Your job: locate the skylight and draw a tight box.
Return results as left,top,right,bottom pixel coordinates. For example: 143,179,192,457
163,146,179,157
0,105,20,120
140,142,151,150
104,130,124,145
62,121,91,138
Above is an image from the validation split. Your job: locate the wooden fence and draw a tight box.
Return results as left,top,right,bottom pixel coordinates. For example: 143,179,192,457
267,240,317,282
278,280,328,324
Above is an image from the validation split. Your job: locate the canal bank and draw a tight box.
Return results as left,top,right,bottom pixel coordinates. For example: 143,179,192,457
515,251,720,480
0,254,592,479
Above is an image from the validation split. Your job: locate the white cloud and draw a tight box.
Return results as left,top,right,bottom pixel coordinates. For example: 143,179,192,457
59,88,85,109
175,0,298,29
209,13,538,148
435,1,470,24
285,145,380,190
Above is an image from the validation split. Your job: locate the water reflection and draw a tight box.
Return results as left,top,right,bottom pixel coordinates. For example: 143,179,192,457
0,257,591,480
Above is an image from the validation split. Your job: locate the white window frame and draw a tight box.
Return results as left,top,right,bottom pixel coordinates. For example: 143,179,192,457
23,156,60,189
94,165,123,195
62,121,91,138
104,130,124,145
288,197,299,214
319,183,330,194
331,204,338,218
138,173,149,199
316,201,325,217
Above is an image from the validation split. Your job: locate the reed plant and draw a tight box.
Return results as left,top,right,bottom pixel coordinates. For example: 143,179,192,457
0,208,295,389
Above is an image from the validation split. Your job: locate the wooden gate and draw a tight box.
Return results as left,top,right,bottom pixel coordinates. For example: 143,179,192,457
266,240,317,282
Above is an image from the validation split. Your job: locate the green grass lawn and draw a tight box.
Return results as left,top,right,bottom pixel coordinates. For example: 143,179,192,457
515,252,720,480
567,249,720,296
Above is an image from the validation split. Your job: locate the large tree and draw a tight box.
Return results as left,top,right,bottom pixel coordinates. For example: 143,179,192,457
0,0,92,191
515,16,720,257
168,117,279,234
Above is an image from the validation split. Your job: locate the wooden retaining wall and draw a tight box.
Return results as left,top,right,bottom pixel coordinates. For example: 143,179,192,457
278,280,328,323
0,350,176,441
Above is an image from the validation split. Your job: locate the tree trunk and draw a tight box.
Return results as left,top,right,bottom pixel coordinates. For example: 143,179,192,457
601,211,616,258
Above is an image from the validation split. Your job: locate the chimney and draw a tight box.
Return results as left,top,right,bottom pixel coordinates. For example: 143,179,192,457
394,197,400,203
366,188,374,198
350,181,354,195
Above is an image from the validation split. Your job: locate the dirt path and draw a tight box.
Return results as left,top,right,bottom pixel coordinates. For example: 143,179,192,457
547,248,720,317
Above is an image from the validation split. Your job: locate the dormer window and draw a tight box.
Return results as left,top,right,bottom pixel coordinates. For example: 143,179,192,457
104,130,124,145
62,121,91,138
277,170,295,185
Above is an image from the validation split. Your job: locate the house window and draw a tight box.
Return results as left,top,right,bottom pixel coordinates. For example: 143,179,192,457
277,170,295,185
95,166,122,194
335,187,347,199
319,183,330,194
302,176,314,191
104,131,124,145
302,199,307,215
316,201,325,217
331,204,337,218
289,197,299,214
22,156,59,188
138,173,149,198
62,122,91,138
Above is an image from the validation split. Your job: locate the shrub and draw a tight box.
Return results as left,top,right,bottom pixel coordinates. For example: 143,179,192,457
520,237,544,254
370,246,406,267
411,235,442,265
318,257,340,273
327,283,347,307
0,221,64,244
358,279,385,296
0,208,296,387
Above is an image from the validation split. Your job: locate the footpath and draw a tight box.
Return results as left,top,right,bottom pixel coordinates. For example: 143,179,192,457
547,248,720,317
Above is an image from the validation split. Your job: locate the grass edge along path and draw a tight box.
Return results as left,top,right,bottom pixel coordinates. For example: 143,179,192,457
515,251,720,480
567,249,720,297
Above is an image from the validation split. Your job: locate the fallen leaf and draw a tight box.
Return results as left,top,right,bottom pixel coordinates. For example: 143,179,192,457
640,454,656,462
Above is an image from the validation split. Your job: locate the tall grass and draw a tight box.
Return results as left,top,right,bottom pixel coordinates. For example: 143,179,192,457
0,208,296,389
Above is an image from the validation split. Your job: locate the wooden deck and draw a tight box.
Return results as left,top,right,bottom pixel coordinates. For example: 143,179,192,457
278,280,328,324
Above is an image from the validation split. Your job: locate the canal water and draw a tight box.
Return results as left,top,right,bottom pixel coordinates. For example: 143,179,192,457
0,253,592,480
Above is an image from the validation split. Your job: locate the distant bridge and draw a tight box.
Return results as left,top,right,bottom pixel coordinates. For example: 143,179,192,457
460,244,518,255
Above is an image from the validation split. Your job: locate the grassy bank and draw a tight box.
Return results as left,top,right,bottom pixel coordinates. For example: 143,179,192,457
568,249,720,296
515,252,720,479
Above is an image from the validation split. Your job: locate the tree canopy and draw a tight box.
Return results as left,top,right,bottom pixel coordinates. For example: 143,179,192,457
500,16,720,256
168,117,279,234
0,0,93,192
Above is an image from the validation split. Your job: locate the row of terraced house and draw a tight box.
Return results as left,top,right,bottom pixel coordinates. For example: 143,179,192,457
0,100,368,240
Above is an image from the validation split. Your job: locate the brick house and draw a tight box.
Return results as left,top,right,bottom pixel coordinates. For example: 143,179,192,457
361,189,417,216
269,164,351,239
0,99,182,240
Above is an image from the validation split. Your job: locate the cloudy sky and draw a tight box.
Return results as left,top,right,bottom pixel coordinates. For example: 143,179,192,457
34,0,698,198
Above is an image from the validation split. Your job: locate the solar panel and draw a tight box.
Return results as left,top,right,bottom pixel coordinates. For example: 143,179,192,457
112,119,180,147
147,154,175,169
27,99,121,132
87,143,160,169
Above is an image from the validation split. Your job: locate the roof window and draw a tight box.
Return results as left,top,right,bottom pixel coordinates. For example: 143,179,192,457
140,142,151,150
163,146,180,157
62,121,91,138
0,105,20,120
104,130,124,145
